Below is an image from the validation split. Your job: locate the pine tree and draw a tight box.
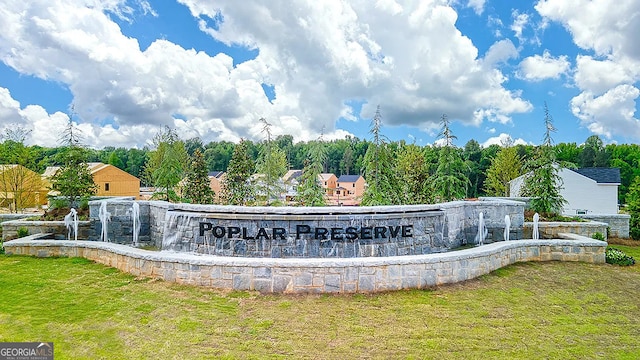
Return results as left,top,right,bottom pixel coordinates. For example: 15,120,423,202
396,142,431,204
521,103,567,214
143,127,188,202
51,115,97,207
221,139,254,205
431,114,468,202
361,106,400,206
254,118,288,205
296,138,327,206
182,148,215,204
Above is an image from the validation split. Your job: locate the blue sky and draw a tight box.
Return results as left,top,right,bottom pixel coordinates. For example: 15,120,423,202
0,0,638,149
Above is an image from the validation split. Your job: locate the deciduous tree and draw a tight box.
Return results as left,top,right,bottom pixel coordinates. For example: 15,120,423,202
484,137,522,197
627,176,640,240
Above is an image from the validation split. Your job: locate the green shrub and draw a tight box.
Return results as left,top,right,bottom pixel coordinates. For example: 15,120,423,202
48,197,69,210
0,241,4,255
592,232,605,241
606,248,636,266
17,227,29,238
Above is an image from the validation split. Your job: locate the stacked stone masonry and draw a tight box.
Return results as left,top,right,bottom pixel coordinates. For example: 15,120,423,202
3,236,606,294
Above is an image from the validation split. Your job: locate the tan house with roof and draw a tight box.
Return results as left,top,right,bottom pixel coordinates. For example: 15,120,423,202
44,162,140,199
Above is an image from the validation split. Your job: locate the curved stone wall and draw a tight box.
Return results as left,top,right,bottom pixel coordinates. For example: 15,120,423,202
87,199,527,258
3,236,606,294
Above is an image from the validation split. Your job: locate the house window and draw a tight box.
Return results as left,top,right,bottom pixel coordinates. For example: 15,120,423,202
105,183,110,191
352,184,355,187
324,181,327,185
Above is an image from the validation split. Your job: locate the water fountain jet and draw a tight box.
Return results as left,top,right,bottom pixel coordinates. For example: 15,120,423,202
64,208,78,241
131,202,140,247
504,214,511,241
475,212,487,246
99,201,111,242
532,212,540,240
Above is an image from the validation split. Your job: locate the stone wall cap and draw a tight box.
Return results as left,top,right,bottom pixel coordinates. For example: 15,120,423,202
3,238,606,268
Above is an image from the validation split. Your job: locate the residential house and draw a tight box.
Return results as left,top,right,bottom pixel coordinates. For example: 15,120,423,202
208,171,226,202
510,167,620,215
319,173,338,196
282,170,302,203
332,174,367,206
0,165,48,210
44,162,141,199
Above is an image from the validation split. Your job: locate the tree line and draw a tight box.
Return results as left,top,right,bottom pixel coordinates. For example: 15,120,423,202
1,113,640,205
2,132,639,203
2,108,640,239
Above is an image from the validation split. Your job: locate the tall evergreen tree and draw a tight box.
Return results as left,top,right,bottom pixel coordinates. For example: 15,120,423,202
431,114,468,202
50,114,98,207
221,139,254,205
254,118,288,205
396,142,431,204
143,127,188,202
361,106,400,206
521,103,567,213
296,137,327,206
182,148,215,204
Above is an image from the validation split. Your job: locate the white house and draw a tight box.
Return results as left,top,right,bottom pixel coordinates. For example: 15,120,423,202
510,167,620,215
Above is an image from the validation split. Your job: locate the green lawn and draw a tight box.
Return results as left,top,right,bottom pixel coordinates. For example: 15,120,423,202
1,245,639,359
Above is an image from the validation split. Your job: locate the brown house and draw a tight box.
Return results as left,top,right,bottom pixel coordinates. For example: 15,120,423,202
44,163,140,199
0,165,48,210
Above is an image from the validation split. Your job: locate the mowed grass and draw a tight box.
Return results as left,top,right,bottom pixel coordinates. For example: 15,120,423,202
0,245,639,359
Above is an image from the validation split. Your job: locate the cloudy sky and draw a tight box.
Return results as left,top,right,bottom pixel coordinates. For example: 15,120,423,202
1,0,639,149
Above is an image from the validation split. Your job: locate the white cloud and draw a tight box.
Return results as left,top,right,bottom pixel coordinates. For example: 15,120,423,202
536,0,640,141
483,39,519,67
574,55,637,94
570,85,640,139
516,50,570,81
481,133,528,147
1,0,532,148
510,10,529,43
535,0,640,59
467,0,486,15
